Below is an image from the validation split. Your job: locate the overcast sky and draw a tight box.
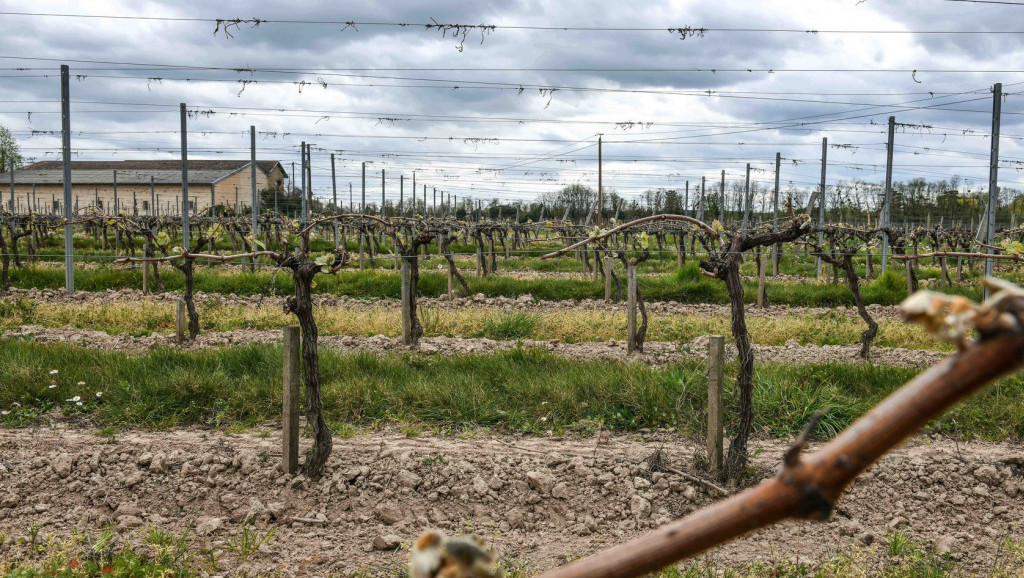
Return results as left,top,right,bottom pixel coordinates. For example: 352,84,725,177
1,0,1023,209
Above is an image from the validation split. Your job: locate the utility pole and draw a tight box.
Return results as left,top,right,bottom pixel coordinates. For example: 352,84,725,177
742,163,751,230
815,137,828,278
330,153,337,212
719,170,725,223
433,187,437,216
300,142,307,223
180,103,190,251
597,134,603,226
61,65,74,293
361,161,366,214
881,116,895,274
683,181,689,217
698,176,706,222
113,170,118,215
150,176,155,217
986,83,1003,292
381,168,386,217
305,143,312,220
772,152,781,273
399,174,404,215
250,126,258,233
772,153,781,231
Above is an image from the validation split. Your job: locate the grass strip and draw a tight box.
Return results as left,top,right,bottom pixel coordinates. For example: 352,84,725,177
2,340,1020,440
6,263,989,307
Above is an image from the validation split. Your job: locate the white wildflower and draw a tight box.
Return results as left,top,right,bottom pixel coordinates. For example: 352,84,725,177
49,369,59,375
96,392,103,398
76,401,83,407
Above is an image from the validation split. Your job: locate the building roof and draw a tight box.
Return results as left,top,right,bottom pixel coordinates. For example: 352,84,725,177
0,160,286,186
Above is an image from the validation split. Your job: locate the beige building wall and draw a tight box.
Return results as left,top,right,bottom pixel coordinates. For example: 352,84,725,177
5,183,200,215
211,164,286,211
4,165,285,215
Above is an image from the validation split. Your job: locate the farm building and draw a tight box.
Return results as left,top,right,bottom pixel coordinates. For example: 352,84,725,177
0,160,288,215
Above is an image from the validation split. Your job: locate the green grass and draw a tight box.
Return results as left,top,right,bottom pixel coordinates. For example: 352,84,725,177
2,340,1022,440
1,525,196,577
11,259,982,307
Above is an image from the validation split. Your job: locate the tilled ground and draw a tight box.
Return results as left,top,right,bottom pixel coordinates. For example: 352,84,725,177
0,428,1021,576
4,286,908,321
2,324,948,367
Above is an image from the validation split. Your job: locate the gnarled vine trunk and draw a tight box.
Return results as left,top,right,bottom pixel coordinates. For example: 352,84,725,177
285,258,333,481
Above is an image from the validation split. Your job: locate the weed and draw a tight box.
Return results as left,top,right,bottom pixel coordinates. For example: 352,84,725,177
422,454,449,466
221,525,276,563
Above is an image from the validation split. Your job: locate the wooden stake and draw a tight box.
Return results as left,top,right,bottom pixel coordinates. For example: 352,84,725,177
175,298,186,343
400,260,413,345
627,264,638,354
757,248,767,308
282,326,300,475
707,335,725,476
604,255,613,303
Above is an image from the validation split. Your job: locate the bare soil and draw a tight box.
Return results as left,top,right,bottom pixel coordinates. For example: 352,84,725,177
6,286,908,321
2,324,946,368
0,427,1020,576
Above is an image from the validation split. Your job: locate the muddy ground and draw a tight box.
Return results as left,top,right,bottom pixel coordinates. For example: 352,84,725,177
0,428,1021,576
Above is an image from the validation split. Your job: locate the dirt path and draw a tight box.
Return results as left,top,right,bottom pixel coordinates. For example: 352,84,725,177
0,427,1020,576
6,287,908,321
2,324,947,368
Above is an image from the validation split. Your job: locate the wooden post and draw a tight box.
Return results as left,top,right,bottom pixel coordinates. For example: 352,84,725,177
175,298,186,343
358,233,365,270
707,335,725,476
447,265,455,299
142,259,150,295
476,244,484,277
757,248,767,308
604,255,613,303
626,264,638,353
282,326,300,475
401,260,413,345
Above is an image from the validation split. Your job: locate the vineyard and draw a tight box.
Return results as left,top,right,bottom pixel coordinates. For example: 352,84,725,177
4,2,1024,576
3,203,1024,576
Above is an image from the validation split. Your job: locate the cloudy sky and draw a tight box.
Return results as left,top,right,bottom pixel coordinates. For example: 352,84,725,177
1,0,1022,210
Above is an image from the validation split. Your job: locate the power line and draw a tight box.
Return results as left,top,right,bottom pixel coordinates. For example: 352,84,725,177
1,12,1022,35
7,55,1024,76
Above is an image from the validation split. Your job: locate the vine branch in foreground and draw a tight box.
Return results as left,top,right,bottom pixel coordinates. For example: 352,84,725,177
537,278,1024,578
540,214,719,260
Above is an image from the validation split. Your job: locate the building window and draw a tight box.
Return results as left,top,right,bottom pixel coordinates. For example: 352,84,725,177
142,200,150,211
52,200,59,211
97,200,104,210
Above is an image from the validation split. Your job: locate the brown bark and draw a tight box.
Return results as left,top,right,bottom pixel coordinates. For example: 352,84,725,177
0,224,10,292
440,233,470,297
283,257,333,481
701,217,812,482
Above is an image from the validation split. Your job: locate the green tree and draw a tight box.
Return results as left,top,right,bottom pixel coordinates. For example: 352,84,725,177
0,125,23,171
